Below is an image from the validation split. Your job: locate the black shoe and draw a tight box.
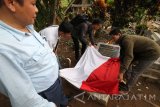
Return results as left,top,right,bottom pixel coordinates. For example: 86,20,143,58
119,81,129,91
119,82,129,94
66,95,74,102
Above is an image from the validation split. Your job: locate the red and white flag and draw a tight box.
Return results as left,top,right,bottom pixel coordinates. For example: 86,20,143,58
60,46,120,94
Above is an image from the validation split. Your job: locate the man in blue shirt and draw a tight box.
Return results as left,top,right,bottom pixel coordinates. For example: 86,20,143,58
0,0,68,107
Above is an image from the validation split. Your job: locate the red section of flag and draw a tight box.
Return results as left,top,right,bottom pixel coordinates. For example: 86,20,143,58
81,58,120,94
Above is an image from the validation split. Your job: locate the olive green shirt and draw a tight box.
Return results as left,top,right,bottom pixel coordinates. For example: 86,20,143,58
117,35,160,73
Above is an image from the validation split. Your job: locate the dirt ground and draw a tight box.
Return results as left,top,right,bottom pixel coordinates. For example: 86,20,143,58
0,35,160,107
62,77,160,107
0,76,159,107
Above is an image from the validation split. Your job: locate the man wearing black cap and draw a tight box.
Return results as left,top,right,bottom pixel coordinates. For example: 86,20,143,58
109,28,160,93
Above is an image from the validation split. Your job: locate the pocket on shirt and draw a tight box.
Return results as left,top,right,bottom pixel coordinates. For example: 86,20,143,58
24,47,50,69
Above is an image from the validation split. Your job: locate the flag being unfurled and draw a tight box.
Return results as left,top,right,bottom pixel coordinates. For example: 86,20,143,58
60,46,120,94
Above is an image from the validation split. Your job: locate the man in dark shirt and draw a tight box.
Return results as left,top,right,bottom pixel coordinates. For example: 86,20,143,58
72,18,102,61
109,28,160,93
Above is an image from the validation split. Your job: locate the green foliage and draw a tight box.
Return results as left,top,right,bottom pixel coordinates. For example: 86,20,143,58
106,0,114,6
134,7,146,23
61,0,71,8
35,0,73,31
135,24,148,35
35,0,56,31
109,0,159,28
34,0,159,31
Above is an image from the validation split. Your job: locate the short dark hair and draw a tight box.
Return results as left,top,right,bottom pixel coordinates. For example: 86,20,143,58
92,18,103,25
0,0,24,8
58,21,73,33
109,27,121,36
0,0,5,7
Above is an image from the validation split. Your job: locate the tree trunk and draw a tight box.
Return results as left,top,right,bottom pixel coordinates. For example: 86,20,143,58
53,0,58,24
64,0,76,13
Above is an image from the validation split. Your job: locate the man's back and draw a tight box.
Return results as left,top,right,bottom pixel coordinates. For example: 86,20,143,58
39,25,59,50
120,35,160,60
73,22,91,35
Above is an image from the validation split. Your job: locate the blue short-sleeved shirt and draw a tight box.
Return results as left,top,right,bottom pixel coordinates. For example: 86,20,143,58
0,21,58,107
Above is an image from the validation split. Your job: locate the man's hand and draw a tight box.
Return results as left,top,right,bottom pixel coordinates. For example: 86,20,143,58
119,72,124,82
88,42,98,48
88,42,92,46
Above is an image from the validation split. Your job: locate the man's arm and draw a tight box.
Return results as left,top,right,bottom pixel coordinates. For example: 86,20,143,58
77,23,89,45
0,51,56,107
88,25,95,45
120,39,134,73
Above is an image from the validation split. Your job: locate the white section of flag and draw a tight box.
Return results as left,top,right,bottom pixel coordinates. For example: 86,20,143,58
60,46,110,88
